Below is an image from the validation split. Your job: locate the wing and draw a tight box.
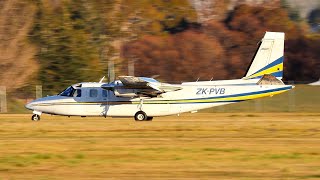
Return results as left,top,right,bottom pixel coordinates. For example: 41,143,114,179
119,76,181,91
118,76,156,88
105,76,182,97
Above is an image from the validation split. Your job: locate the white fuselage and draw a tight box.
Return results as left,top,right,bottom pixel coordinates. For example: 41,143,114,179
25,79,293,117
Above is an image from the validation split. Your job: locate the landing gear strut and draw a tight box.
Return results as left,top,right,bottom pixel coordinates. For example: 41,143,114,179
31,114,40,121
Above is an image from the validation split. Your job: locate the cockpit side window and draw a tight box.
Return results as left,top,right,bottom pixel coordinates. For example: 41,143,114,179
59,86,75,97
73,89,82,97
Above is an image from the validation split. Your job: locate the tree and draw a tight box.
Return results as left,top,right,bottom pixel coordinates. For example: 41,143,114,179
30,0,117,92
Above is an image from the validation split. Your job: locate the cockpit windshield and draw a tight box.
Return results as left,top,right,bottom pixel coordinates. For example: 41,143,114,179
59,86,75,97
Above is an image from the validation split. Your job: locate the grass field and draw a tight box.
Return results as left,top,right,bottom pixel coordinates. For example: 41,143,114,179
0,113,320,179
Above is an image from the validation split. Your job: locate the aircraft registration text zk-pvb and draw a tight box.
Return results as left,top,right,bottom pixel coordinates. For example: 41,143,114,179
196,88,226,95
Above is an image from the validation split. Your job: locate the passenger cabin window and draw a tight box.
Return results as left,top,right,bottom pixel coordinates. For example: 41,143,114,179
89,89,98,97
102,90,108,97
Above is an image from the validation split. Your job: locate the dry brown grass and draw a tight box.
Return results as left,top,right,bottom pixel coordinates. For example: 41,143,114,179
0,113,320,179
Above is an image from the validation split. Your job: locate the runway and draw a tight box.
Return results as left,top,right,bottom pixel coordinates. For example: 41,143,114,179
0,113,319,179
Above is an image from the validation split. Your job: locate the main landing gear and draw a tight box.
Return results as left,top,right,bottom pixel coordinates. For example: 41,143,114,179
135,98,153,121
31,114,40,121
134,111,153,121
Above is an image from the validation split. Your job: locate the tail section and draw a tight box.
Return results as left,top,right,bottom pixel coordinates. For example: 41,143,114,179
244,32,285,80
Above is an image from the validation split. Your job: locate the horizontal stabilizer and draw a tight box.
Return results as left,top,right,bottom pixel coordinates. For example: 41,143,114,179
257,74,284,85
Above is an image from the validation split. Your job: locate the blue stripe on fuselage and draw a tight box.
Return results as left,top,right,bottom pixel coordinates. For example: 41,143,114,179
145,86,293,102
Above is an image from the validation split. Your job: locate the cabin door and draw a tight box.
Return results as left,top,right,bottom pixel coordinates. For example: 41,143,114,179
101,89,110,116
84,88,104,115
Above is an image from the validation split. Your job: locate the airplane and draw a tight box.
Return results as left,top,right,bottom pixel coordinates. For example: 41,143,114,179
25,32,294,121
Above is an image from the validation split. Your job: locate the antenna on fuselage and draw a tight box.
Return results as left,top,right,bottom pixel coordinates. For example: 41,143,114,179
151,75,160,79
99,76,105,83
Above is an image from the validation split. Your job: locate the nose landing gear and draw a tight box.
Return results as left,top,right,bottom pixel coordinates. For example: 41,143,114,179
31,114,40,121
31,111,42,121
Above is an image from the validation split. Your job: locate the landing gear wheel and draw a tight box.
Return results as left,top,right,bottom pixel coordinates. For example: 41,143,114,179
134,111,147,121
31,114,40,121
146,117,153,121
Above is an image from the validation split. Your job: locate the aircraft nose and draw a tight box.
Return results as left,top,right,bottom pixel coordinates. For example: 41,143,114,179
25,102,33,110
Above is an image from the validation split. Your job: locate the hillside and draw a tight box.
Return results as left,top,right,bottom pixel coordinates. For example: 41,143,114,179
0,0,38,92
189,0,320,22
189,0,281,22
287,0,320,18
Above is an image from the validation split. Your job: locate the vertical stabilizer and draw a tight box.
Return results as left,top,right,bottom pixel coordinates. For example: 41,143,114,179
244,32,285,79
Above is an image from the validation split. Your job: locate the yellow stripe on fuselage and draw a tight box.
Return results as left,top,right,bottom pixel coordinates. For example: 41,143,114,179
138,89,288,104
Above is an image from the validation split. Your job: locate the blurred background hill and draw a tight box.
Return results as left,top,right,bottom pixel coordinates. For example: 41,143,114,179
0,0,319,93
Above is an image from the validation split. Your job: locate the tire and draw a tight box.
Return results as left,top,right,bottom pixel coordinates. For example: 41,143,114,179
31,114,40,121
146,117,153,121
134,111,147,121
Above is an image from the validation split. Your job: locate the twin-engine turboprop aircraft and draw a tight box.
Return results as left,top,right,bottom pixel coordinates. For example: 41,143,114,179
25,32,294,121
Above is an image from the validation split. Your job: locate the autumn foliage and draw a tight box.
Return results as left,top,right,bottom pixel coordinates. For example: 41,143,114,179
122,30,226,82
122,4,320,83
